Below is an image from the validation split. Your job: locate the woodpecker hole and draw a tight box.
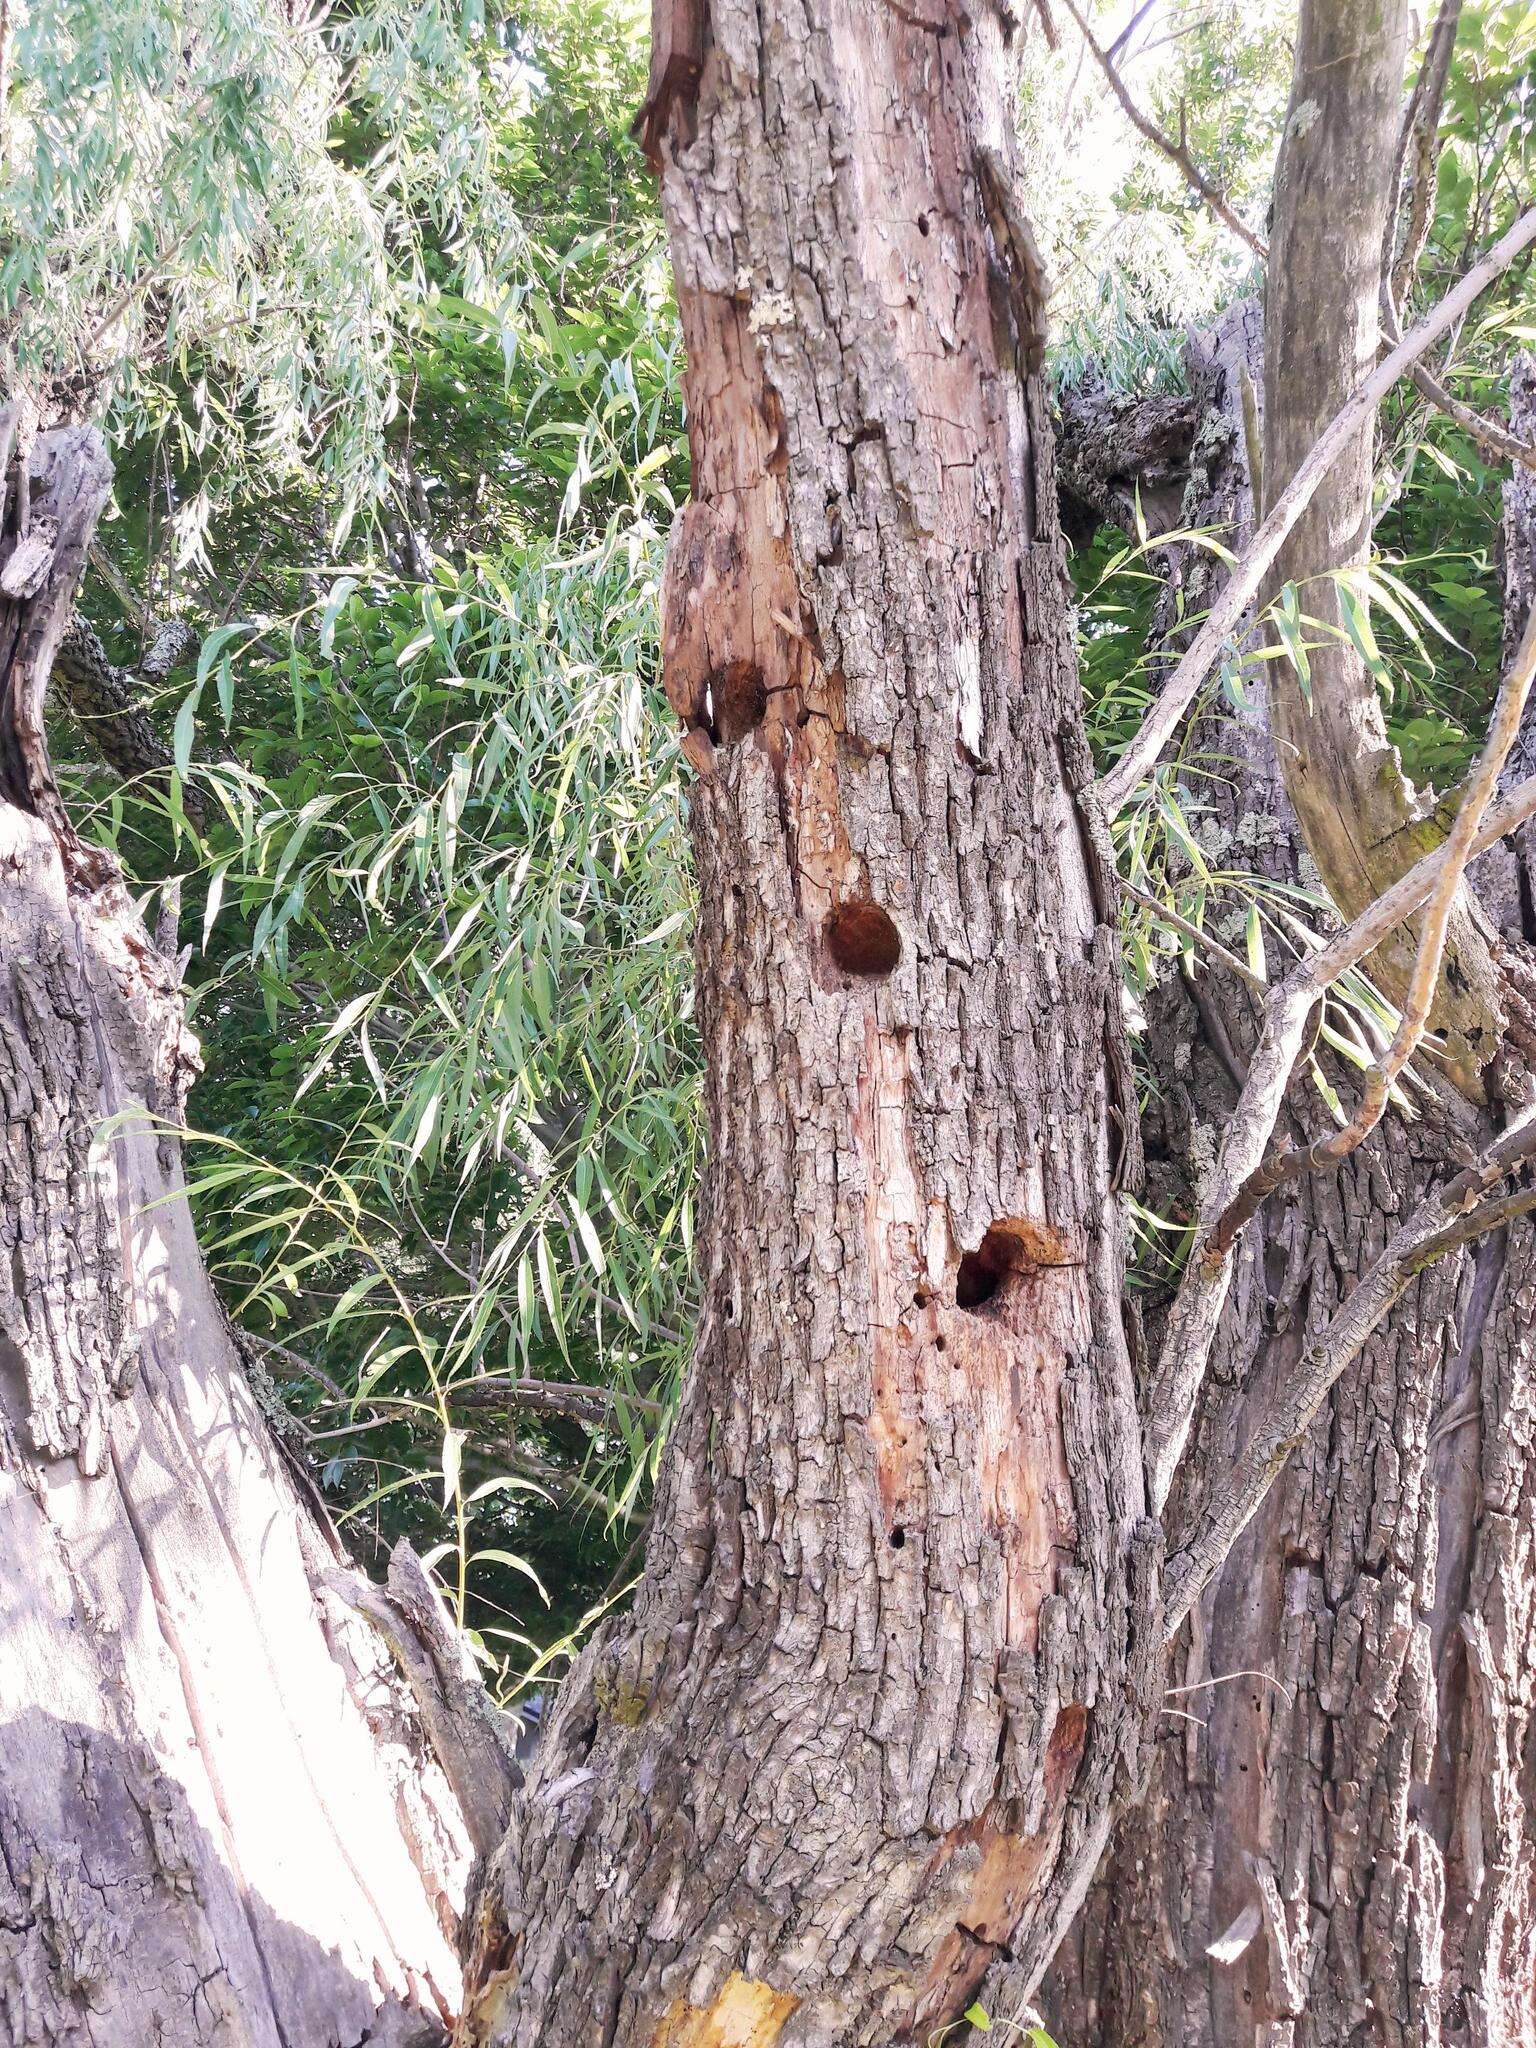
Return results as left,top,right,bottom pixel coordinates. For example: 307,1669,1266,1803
956,1222,1038,1312
826,900,902,977
708,659,768,743
890,1525,906,1549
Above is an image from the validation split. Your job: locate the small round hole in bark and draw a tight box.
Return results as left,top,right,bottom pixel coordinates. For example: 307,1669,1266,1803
890,1526,906,1549
708,660,768,743
914,1291,930,1310
934,1336,946,1353
917,212,931,237
826,901,901,977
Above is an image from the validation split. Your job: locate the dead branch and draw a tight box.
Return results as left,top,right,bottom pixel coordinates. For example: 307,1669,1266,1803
1163,1104,1536,1632
1056,0,1267,262
1098,204,1536,817
1206,606,1536,1237
1142,754,1536,1513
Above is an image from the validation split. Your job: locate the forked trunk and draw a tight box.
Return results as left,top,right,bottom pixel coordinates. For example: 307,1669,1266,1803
477,3,1157,2041
0,417,472,2044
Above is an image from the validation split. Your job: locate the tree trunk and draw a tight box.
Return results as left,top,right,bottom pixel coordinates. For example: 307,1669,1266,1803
0,416,473,2044
475,5,1159,2042
1261,0,1509,1090
1044,301,1536,2048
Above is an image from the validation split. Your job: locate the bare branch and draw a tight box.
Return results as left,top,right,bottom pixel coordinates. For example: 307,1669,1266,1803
1098,205,1536,817
1163,1106,1536,1633
1142,755,1536,1513
1382,288,1536,474
1056,0,1267,262
1206,607,1536,1242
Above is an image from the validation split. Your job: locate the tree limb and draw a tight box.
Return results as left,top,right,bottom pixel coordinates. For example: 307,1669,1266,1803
1142,756,1536,1511
1056,0,1267,262
1098,205,1536,817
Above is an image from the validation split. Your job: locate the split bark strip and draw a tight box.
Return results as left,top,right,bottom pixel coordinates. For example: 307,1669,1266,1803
1097,202,1536,817
1144,754,1536,1513
1055,0,1267,262
1208,605,1536,1237
324,1540,520,1862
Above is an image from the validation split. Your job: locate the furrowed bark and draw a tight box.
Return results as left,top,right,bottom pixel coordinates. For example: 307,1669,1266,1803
475,4,1157,2042
0,412,472,2044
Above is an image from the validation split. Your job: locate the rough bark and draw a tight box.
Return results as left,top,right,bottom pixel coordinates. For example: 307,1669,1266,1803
1045,312,1536,2048
0,413,473,2044
1054,381,1200,550
473,4,1159,2042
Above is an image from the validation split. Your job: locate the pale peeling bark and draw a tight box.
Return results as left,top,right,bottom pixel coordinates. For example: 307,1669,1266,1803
474,4,1158,2043
0,415,473,2045
1046,314,1536,2048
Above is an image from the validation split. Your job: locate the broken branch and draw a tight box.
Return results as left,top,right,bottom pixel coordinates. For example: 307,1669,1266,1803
1207,605,1536,1241
1164,1104,1536,1632
1142,752,1536,1513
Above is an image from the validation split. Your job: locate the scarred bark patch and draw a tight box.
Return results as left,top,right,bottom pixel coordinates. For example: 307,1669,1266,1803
652,1973,798,2047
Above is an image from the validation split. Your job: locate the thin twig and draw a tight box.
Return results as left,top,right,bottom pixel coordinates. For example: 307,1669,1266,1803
1098,206,1536,817
1120,879,1268,991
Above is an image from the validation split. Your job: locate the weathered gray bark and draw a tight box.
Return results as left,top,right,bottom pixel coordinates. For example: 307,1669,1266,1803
1044,315,1536,2048
1055,381,1200,549
0,414,473,2044
470,4,1159,2042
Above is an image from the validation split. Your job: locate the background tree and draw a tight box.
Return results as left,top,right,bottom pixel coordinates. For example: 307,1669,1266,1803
0,0,532,2034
